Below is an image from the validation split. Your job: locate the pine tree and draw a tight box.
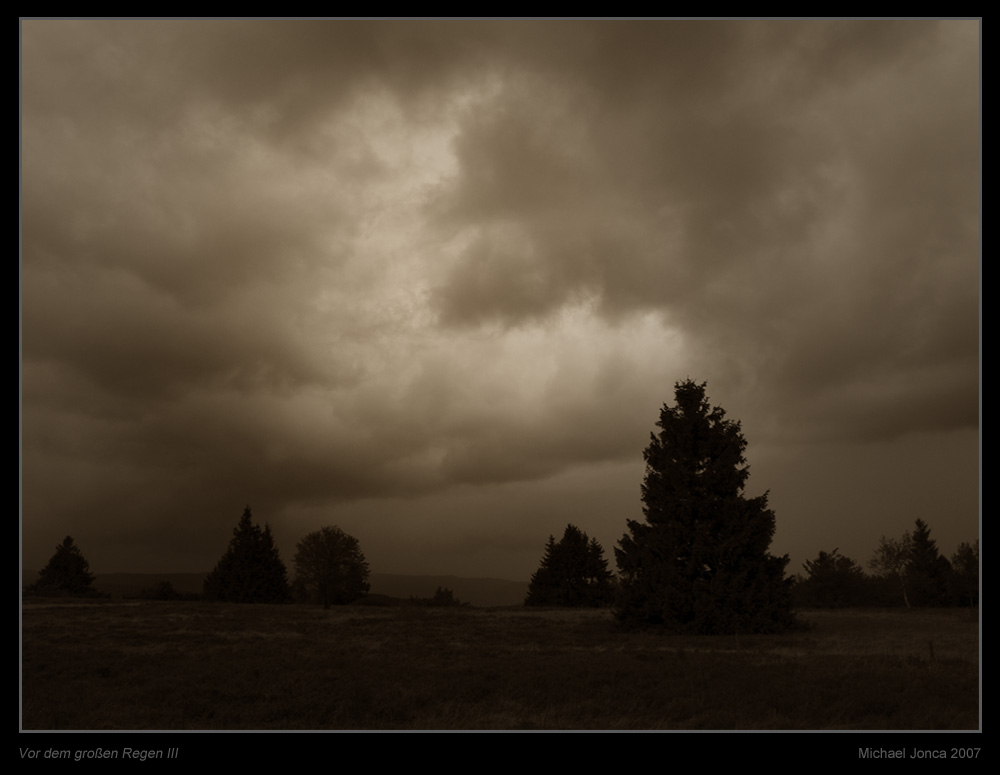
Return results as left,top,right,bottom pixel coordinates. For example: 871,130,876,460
204,506,291,603
29,536,97,595
524,524,615,607
906,519,954,606
614,380,795,633
525,535,558,605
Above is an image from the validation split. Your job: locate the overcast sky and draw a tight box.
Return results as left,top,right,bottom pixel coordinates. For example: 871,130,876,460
20,20,980,581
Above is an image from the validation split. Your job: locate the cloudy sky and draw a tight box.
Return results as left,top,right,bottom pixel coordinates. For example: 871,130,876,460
20,20,980,582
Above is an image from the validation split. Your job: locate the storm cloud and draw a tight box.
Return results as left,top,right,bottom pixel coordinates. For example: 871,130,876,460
21,20,979,579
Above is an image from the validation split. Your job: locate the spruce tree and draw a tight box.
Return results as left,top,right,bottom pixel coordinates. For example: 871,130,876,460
525,536,558,605
906,519,954,606
615,380,795,633
29,536,97,595
524,524,615,607
204,506,291,603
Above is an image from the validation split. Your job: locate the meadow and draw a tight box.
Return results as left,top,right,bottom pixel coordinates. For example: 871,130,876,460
20,601,979,730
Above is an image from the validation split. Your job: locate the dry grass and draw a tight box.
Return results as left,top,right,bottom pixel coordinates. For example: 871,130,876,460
20,602,979,730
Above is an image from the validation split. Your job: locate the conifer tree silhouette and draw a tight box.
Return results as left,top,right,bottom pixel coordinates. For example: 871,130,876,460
615,380,795,633
204,506,290,603
525,524,615,607
29,536,96,594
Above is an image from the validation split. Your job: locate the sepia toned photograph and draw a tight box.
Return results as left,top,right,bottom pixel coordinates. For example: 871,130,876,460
20,18,979,736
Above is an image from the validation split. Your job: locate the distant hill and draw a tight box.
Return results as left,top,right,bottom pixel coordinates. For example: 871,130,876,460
21,570,528,607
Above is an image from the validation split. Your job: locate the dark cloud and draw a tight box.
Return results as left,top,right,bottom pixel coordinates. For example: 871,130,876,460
429,20,979,447
21,20,978,577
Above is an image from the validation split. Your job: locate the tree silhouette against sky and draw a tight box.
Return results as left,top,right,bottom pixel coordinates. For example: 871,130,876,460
28,536,96,595
615,380,795,634
293,525,370,608
524,524,615,607
204,506,290,604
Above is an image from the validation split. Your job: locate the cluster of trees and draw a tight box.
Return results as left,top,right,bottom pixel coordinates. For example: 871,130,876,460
206,509,370,607
28,508,371,608
792,549,867,608
29,382,978,625
795,524,979,609
523,379,978,629
524,380,797,635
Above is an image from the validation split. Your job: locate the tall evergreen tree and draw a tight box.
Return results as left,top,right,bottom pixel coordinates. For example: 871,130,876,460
204,506,291,603
29,536,97,595
524,524,615,607
525,535,559,604
615,380,795,633
906,519,954,606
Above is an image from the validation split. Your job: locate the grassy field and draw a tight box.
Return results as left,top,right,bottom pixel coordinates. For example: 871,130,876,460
20,601,979,730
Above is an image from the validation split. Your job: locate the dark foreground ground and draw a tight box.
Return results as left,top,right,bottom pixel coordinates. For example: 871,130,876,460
20,602,979,730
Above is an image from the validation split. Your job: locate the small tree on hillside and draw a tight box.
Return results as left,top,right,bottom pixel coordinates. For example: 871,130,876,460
29,536,96,595
203,506,291,603
294,526,370,608
615,380,795,634
524,524,615,607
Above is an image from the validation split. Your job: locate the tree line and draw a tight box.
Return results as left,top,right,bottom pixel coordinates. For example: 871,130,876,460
27,508,371,608
793,523,978,609
520,380,796,633
26,381,979,626
522,516,978,613
521,380,976,620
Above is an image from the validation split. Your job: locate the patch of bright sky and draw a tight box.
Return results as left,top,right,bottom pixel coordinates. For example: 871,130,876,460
306,86,464,324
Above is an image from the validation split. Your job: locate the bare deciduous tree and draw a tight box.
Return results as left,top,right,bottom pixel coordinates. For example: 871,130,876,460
869,533,913,607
